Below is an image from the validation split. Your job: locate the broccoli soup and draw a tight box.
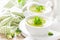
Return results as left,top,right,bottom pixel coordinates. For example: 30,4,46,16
26,16,46,27
30,5,45,13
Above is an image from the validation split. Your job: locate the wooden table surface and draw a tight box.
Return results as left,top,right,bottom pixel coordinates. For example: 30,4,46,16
0,34,25,40
0,33,60,40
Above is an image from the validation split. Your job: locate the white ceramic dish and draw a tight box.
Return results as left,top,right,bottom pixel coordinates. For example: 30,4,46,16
24,2,52,17
19,16,56,36
25,16,55,36
19,19,60,40
24,0,57,17
27,2,52,14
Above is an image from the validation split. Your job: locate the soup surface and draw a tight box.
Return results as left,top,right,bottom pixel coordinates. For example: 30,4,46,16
27,16,46,27
30,5,45,13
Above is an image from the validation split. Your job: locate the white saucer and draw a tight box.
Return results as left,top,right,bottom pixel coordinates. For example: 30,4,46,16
19,19,60,40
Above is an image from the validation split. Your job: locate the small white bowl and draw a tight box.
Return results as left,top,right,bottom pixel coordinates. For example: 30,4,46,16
25,15,54,36
25,2,52,16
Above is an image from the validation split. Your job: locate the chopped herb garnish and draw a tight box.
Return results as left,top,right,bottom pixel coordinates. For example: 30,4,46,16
30,5,45,13
27,16,46,27
15,28,21,35
48,32,53,36
34,16,42,25
39,5,45,10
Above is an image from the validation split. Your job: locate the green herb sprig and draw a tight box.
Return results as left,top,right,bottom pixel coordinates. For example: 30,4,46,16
34,16,42,25
30,5,45,13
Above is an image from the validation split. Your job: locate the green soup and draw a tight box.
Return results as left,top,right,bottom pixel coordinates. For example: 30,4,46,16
30,5,45,13
27,16,46,27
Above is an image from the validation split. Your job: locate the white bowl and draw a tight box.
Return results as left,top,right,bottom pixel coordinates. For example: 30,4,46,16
24,1,56,17
25,16,54,36
24,0,57,17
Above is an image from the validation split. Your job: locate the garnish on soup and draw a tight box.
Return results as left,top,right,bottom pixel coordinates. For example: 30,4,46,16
30,5,45,13
27,16,46,27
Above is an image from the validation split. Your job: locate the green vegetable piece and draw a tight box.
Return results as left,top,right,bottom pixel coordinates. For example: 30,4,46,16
27,16,45,27
30,5,45,13
12,12,25,18
18,0,26,6
15,28,21,35
18,0,21,3
0,11,25,37
6,33,15,38
0,17,12,26
21,0,26,6
36,5,45,12
0,16,9,22
39,5,45,10
11,33,15,38
48,32,53,36
36,6,41,12
34,16,42,25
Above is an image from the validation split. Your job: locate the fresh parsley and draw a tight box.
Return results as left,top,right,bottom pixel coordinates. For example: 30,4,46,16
34,16,42,25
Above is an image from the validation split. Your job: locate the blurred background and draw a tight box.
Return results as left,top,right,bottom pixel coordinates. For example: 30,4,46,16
0,0,60,32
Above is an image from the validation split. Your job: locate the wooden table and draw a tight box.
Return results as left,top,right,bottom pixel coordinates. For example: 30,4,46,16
0,33,60,40
0,34,25,40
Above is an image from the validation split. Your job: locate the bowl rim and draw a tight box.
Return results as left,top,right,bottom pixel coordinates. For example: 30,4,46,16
25,15,54,28
26,1,54,15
